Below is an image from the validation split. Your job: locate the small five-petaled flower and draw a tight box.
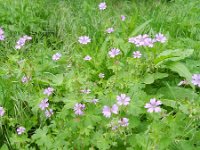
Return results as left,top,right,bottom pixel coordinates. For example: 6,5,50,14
145,98,162,113
74,103,86,115
117,94,130,106
108,48,120,58
192,74,200,87
99,2,107,10
78,36,91,44
17,126,26,135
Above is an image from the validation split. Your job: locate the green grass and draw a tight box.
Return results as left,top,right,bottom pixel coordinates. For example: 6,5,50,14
0,0,200,149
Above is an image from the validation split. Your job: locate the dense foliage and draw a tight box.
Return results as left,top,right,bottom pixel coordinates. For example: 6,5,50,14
0,0,200,149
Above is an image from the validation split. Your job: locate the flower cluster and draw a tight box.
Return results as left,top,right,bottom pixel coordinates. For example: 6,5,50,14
39,95,54,118
128,33,167,47
15,35,32,49
102,94,130,129
0,27,5,41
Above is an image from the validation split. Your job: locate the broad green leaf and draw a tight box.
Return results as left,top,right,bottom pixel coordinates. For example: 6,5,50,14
155,49,194,66
164,62,194,88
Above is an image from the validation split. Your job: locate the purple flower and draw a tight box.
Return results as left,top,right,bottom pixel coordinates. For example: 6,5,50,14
0,28,5,41
17,126,26,135
117,94,130,106
133,51,142,58
102,104,118,118
90,99,99,104
78,36,91,44
43,87,54,96
15,35,32,49
99,73,105,78
108,48,120,58
129,34,154,47
39,98,49,110
106,27,114,33
84,55,92,61
0,107,5,117
99,2,107,10
154,33,167,43
0,35,5,41
74,103,85,115
52,53,62,61
45,109,53,118
80,89,91,94
21,76,30,83
118,118,129,127
121,15,126,21
145,98,162,113
192,74,200,87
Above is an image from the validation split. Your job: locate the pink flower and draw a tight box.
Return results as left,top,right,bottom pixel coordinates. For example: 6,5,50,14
78,36,91,44
108,48,120,58
133,51,142,58
39,98,49,110
154,33,167,43
80,89,91,94
15,35,32,49
90,99,99,104
74,103,85,115
52,53,62,61
0,35,5,41
145,98,162,113
84,55,92,61
0,28,5,41
192,74,200,87
45,109,53,118
99,2,107,10
121,15,126,21
17,126,25,135
118,118,129,127
129,34,154,47
43,87,54,96
106,27,114,33
0,107,5,117
21,76,30,83
117,94,130,106
99,73,105,78
102,104,118,118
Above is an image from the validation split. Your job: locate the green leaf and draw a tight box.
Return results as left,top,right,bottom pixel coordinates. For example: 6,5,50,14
164,62,194,88
143,73,168,84
154,49,194,66
129,19,152,36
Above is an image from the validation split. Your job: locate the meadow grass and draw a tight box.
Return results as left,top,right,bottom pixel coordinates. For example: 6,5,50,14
0,0,200,149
